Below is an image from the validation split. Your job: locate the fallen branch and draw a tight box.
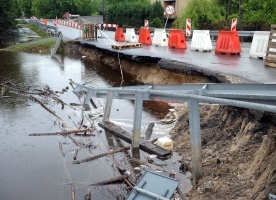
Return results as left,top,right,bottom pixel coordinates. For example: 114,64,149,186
69,135,83,147
87,174,128,186
73,146,130,164
90,98,97,109
116,166,135,189
29,128,95,136
28,94,62,120
70,103,84,107
52,96,67,109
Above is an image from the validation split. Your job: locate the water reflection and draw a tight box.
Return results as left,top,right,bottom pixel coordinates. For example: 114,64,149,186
0,50,190,199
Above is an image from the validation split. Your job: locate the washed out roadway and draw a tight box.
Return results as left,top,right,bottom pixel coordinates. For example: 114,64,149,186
52,22,276,83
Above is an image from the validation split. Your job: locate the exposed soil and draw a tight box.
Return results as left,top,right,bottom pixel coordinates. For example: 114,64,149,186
63,40,211,85
171,104,276,200
17,39,276,199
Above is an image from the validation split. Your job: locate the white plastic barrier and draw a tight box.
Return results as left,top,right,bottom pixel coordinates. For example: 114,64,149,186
190,30,212,52
250,31,270,59
152,28,168,46
125,28,137,43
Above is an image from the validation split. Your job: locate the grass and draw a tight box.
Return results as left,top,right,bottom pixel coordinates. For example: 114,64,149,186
25,24,51,38
11,40,57,53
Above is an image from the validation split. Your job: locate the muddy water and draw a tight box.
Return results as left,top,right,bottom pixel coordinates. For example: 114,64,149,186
0,51,192,199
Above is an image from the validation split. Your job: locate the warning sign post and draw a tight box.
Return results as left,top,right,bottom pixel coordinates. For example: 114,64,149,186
164,5,175,29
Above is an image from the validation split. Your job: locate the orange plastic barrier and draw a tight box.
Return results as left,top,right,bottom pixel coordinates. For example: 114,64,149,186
138,28,152,45
43,19,47,25
115,28,125,42
168,29,187,49
215,30,241,54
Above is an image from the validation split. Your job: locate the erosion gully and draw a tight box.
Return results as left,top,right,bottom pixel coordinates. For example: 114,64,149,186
0,49,192,199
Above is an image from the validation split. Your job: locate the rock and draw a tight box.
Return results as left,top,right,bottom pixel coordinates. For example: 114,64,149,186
203,180,213,192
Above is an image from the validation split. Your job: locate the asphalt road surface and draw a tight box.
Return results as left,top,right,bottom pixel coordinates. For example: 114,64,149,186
51,22,276,83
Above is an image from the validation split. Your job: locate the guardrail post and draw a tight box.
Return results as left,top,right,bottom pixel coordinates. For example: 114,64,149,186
103,91,114,122
83,90,93,111
188,98,202,186
132,92,143,148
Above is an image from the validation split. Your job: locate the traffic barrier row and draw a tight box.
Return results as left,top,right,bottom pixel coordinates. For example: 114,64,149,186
114,28,272,58
56,19,82,29
56,20,118,31
51,19,269,58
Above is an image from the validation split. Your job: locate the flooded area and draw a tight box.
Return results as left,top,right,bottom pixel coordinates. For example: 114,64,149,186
0,50,192,199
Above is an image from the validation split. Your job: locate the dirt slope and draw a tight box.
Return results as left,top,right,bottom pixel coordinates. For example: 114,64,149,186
171,104,276,200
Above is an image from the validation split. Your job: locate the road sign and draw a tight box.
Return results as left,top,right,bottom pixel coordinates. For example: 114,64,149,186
165,5,175,15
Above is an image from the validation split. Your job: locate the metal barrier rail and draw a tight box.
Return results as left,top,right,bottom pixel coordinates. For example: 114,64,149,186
71,82,276,186
29,19,58,36
146,27,254,40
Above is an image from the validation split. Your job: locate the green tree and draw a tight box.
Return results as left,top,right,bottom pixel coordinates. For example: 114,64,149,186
106,0,163,28
175,0,226,30
0,0,20,40
20,0,32,18
149,1,164,24
31,0,94,18
242,0,276,30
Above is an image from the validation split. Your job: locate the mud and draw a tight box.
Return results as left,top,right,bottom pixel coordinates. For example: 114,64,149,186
63,41,212,85
171,105,276,200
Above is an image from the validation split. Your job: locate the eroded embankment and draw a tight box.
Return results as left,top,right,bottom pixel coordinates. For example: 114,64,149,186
63,40,276,200
63,40,213,85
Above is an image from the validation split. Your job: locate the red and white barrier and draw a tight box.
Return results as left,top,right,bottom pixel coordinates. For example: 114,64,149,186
56,19,82,29
144,20,149,29
101,24,118,28
231,18,237,31
186,19,191,37
31,16,38,21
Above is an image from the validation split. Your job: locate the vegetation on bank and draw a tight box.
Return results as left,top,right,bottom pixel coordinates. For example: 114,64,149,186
25,24,51,38
9,23,60,53
10,40,57,53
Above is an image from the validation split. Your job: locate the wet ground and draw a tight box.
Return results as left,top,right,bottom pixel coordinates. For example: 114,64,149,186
0,50,192,199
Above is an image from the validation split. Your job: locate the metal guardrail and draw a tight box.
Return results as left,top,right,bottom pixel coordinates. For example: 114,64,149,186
209,30,254,40
147,27,254,40
50,32,62,58
71,82,276,186
29,19,58,36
